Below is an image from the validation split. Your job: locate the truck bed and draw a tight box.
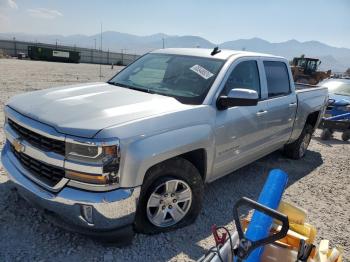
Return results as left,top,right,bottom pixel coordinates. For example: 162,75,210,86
289,85,328,142
295,83,319,90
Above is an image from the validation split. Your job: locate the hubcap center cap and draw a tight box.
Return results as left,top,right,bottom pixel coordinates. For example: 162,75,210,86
161,194,176,205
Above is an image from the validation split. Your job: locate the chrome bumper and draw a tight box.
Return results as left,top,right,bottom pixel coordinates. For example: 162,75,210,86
1,142,141,231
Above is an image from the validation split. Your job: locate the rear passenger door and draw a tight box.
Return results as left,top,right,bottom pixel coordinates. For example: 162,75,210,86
262,60,297,150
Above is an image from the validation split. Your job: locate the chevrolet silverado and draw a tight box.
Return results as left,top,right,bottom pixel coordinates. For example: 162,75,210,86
1,48,328,241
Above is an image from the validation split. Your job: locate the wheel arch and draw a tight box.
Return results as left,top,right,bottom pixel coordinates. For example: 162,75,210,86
305,110,321,130
142,149,207,185
289,108,322,143
119,124,214,187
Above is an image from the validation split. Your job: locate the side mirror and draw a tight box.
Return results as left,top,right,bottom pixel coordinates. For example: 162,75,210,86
217,88,259,110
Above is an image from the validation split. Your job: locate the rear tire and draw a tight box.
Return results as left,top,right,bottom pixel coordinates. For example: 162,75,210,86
320,128,332,140
134,157,204,234
341,131,350,141
284,124,313,159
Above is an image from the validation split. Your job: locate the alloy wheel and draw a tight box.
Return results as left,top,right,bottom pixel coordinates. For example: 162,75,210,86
146,179,192,227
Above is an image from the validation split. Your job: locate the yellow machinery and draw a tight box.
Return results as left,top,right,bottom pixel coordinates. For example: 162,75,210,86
291,56,331,85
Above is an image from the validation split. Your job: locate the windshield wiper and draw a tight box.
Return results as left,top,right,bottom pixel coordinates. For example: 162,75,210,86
108,81,155,94
107,81,129,88
129,86,156,94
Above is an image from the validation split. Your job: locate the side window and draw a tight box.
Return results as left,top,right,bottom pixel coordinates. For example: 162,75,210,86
223,60,261,97
264,61,291,98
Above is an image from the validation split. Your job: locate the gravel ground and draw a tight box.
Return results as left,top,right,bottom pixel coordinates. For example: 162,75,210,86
0,59,349,262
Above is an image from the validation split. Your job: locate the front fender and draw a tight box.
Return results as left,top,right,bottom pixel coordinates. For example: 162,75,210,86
119,124,214,187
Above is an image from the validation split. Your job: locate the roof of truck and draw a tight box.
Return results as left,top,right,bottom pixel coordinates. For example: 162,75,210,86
151,48,284,60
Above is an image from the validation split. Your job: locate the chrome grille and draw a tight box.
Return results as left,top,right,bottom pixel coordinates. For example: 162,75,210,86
8,118,65,155
11,145,65,187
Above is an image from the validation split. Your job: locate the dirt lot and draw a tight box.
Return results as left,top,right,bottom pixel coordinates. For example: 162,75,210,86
0,59,349,261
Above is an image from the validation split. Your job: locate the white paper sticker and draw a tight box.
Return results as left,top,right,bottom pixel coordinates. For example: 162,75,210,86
52,50,70,58
190,65,214,80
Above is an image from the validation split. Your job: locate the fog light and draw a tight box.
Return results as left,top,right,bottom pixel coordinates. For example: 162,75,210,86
81,205,94,224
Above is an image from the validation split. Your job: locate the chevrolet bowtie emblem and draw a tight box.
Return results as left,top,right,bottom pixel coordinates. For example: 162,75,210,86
13,138,25,153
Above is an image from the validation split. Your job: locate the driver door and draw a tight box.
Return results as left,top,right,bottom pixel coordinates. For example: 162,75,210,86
212,58,269,180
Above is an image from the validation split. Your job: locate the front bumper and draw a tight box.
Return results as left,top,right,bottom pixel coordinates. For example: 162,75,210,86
1,142,141,233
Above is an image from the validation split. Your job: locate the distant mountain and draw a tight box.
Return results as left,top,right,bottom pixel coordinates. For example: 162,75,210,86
0,31,349,72
220,38,350,72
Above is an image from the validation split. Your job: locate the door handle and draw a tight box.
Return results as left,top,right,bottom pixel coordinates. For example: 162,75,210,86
289,102,297,107
256,110,268,116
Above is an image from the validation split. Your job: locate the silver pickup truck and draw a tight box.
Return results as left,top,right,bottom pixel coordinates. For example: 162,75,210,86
2,48,328,241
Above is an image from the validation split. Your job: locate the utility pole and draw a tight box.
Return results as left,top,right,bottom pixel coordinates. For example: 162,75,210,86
162,37,165,49
55,39,58,49
99,22,103,80
100,23,102,52
13,37,17,57
121,48,128,66
107,48,109,64
92,38,96,64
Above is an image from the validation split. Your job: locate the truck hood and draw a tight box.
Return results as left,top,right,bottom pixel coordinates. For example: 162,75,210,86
329,93,350,104
7,82,189,138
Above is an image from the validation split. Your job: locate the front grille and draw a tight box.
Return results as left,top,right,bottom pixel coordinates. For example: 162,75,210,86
8,118,65,155
11,145,65,187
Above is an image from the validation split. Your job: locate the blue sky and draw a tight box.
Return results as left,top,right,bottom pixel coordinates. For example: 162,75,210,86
0,0,349,48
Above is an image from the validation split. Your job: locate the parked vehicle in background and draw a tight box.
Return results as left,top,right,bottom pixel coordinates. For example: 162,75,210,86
1,48,328,241
17,52,27,59
318,78,350,141
319,109,350,141
290,56,331,85
319,78,350,104
28,46,80,63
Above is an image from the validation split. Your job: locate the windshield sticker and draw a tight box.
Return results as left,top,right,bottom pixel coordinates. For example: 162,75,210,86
190,65,214,80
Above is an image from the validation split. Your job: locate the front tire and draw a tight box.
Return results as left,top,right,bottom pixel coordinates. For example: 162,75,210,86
284,124,313,159
134,158,204,234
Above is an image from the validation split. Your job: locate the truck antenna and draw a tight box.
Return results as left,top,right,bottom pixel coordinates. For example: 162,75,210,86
211,46,221,56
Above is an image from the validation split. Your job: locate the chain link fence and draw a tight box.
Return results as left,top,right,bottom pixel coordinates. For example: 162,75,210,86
0,39,140,65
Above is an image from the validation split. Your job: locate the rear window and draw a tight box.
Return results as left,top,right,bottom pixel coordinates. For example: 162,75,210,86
264,61,291,98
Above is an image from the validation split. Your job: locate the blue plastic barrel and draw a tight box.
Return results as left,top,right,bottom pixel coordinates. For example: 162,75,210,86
244,169,288,262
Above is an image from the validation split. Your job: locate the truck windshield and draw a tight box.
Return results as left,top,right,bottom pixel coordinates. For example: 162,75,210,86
108,53,224,105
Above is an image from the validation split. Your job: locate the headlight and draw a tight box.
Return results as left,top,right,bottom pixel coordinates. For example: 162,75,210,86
66,143,102,159
65,138,120,185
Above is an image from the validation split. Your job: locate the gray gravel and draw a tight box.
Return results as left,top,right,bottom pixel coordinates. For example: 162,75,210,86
0,59,349,261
